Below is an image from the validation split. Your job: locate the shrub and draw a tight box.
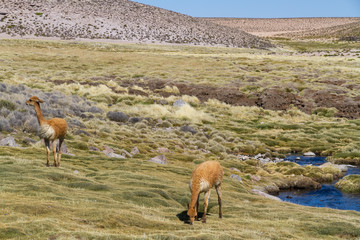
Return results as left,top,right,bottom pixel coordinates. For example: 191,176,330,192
312,107,338,117
0,99,16,111
107,111,129,122
0,118,12,132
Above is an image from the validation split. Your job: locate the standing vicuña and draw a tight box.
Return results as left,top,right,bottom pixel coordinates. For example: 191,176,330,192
187,160,223,225
26,96,67,167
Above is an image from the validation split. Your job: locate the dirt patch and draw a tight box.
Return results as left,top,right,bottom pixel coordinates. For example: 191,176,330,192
123,79,360,119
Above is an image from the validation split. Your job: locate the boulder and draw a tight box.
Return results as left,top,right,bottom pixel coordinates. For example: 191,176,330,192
319,162,348,172
157,147,170,153
0,136,19,147
103,145,125,158
89,146,100,152
131,147,140,155
230,174,243,183
303,152,316,157
264,185,280,194
149,155,167,165
180,125,197,134
252,189,282,201
173,99,188,107
230,167,241,172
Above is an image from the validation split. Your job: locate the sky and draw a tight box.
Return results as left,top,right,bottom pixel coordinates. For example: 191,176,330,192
132,0,360,18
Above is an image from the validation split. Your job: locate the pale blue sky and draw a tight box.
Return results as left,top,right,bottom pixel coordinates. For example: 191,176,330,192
133,0,360,18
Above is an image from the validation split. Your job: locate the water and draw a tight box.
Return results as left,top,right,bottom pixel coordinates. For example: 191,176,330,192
276,155,360,212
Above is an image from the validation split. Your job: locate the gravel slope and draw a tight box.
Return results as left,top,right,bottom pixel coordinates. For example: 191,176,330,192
0,0,272,48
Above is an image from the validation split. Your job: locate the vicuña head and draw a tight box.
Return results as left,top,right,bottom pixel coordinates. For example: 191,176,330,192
187,160,223,225
26,96,68,167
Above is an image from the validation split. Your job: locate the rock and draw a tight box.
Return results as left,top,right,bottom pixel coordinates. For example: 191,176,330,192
129,117,142,124
173,99,188,107
103,145,114,154
131,147,140,155
107,152,126,159
74,129,91,136
156,99,168,105
252,189,282,201
121,149,133,158
89,146,100,152
102,145,125,158
230,174,243,183
74,170,79,174
0,136,19,147
149,155,167,165
296,157,301,160
230,167,241,172
157,147,170,153
251,175,261,182
319,162,348,172
67,118,86,128
264,185,280,194
22,137,37,145
238,155,250,161
180,125,197,134
303,152,316,157
106,111,129,123
87,106,103,114
56,141,69,154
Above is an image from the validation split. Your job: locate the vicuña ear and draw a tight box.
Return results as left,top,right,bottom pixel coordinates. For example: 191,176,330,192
37,99,44,103
187,203,190,210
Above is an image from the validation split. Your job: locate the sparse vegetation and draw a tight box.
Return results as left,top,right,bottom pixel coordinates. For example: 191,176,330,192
0,20,360,239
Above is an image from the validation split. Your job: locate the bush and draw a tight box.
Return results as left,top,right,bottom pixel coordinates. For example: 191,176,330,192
107,111,129,122
312,107,338,117
0,99,16,111
0,118,12,132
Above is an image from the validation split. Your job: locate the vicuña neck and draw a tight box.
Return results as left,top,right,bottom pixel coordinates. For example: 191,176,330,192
34,103,45,125
189,187,200,209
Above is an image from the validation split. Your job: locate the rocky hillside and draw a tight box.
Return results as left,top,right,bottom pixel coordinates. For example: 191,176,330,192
203,17,360,38
0,0,272,48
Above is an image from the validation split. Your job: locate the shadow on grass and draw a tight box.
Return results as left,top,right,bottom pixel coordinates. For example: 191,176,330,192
176,210,205,225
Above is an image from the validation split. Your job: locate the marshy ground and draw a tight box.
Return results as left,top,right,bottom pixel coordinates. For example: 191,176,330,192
0,38,360,239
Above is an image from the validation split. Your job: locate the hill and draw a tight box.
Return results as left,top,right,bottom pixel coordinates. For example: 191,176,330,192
280,20,360,40
203,17,360,38
0,0,272,48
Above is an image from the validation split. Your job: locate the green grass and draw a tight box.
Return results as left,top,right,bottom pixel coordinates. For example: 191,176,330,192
0,38,360,239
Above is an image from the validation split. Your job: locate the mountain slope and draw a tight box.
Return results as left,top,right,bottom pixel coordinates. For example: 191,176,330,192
203,17,360,38
280,20,360,40
0,0,272,48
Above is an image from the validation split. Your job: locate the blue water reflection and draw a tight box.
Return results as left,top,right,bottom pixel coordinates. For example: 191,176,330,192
277,156,360,212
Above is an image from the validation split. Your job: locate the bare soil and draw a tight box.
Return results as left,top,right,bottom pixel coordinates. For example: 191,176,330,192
77,78,360,119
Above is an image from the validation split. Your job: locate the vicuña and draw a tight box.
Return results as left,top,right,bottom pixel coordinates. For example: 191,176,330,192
26,96,67,167
187,160,223,225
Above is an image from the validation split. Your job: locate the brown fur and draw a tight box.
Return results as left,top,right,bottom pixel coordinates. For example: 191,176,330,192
26,96,68,167
187,161,223,225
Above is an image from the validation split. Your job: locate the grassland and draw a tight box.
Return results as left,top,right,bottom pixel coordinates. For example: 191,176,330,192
1,39,360,239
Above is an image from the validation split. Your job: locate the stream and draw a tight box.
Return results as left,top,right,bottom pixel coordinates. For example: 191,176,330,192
276,156,360,212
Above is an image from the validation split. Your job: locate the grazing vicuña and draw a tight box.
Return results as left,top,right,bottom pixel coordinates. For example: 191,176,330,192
187,160,223,225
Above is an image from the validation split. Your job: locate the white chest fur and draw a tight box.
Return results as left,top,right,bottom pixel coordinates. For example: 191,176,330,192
189,178,211,193
40,124,55,139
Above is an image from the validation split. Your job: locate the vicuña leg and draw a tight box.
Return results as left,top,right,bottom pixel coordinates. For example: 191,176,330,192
52,140,57,167
45,139,50,167
216,184,222,218
196,193,200,220
58,138,64,167
202,190,211,223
